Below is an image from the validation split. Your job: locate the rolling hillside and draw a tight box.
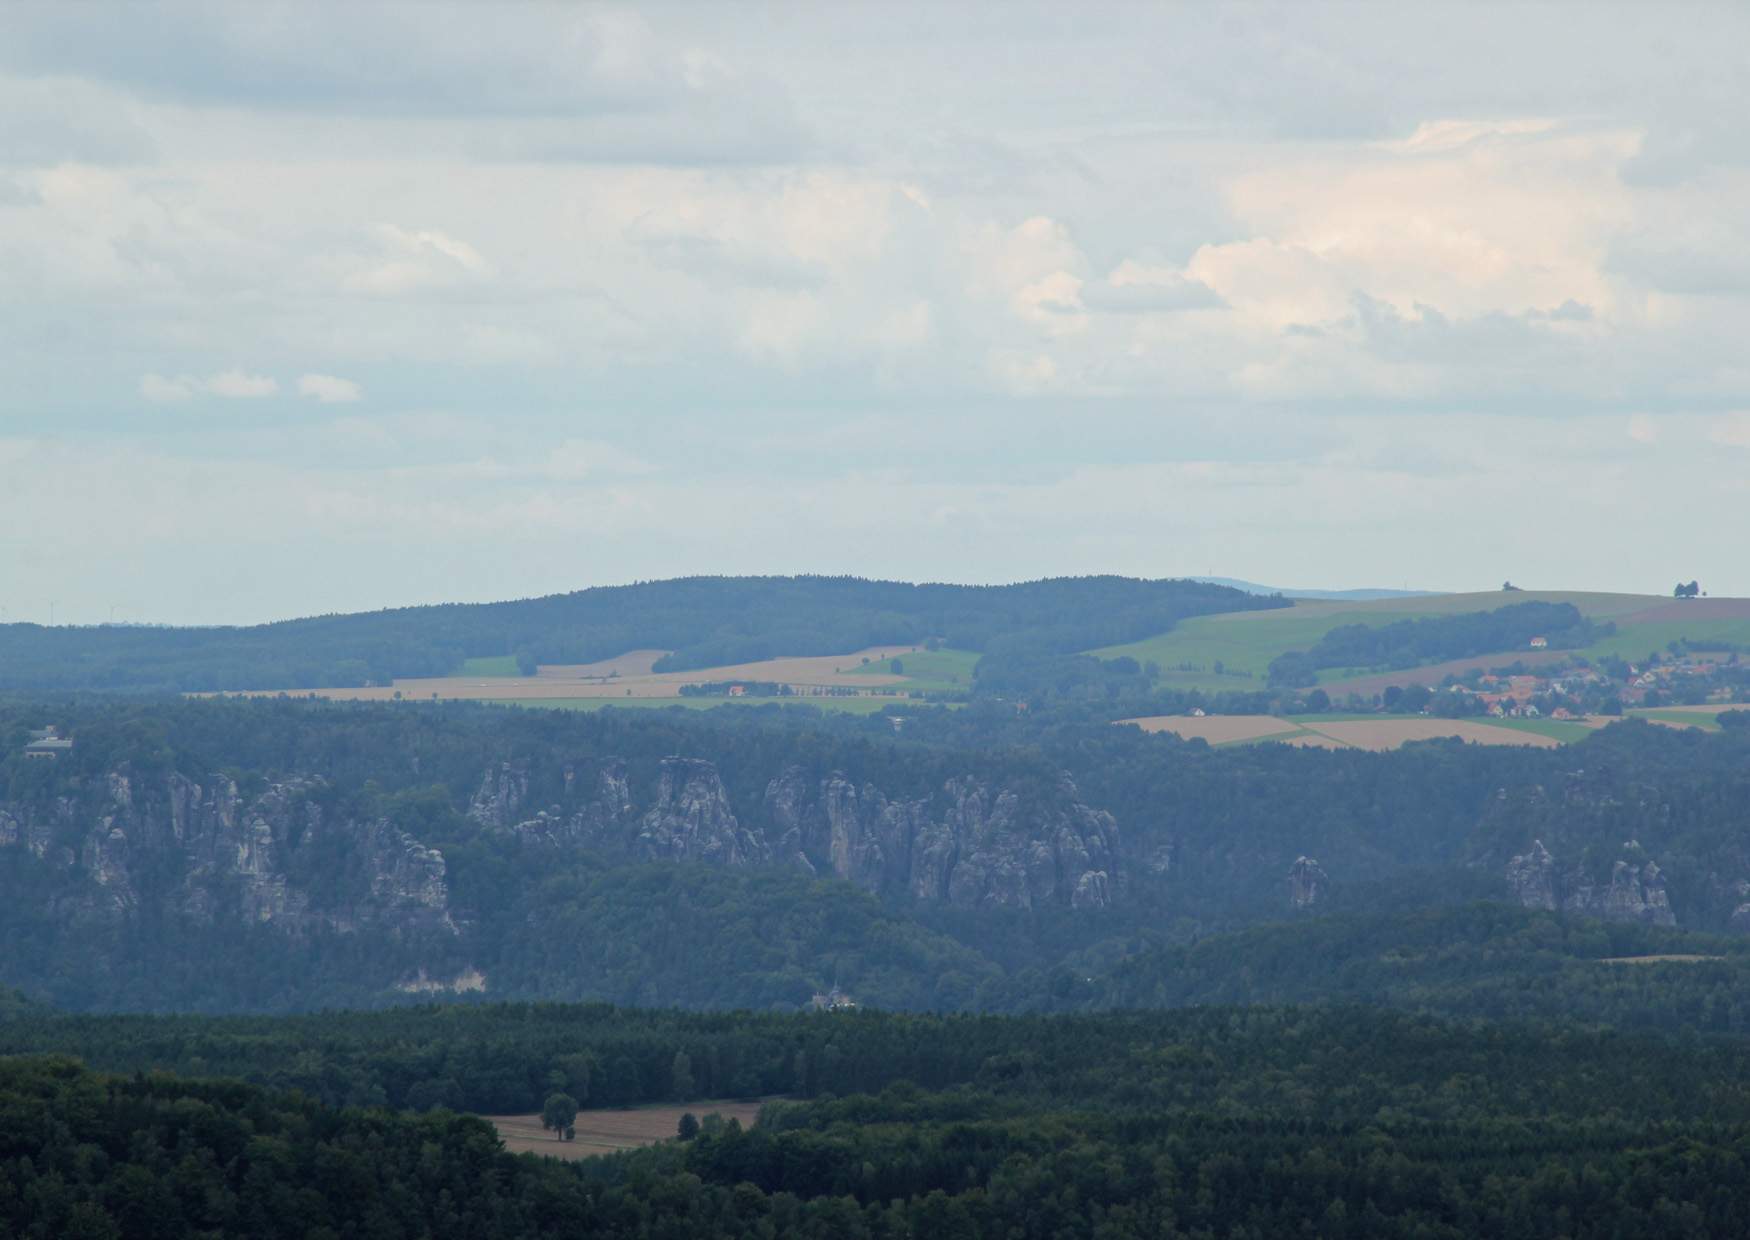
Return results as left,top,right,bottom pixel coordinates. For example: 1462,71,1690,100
1091,590,1750,693
0,576,1281,694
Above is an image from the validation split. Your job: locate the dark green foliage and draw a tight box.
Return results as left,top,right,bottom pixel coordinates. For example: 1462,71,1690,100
1268,600,1610,685
9,1006,1750,1237
0,575,1279,692
1097,902,1750,1033
542,1091,579,1137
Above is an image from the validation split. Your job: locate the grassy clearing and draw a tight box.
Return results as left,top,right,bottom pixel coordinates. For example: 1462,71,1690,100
1573,618,1750,663
458,655,523,677
489,1099,767,1161
845,647,980,692
1091,607,1426,687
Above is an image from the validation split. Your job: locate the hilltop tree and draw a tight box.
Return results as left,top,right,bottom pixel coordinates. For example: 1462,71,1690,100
1675,581,1701,599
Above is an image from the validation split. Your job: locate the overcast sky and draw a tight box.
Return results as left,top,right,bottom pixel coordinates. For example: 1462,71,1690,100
4,2,1748,624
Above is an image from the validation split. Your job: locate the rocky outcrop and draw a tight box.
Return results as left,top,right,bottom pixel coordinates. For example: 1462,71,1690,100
0,767,458,937
1505,839,1677,927
1505,839,1558,910
469,761,530,830
1731,882,1750,933
490,756,1122,910
764,767,1119,910
1568,858,1675,926
636,758,769,867
1288,856,1328,909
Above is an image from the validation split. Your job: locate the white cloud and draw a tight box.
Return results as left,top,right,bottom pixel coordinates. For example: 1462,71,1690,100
341,224,493,296
1708,413,1750,448
139,373,195,404
204,368,278,398
298,373,362,403
140,369,278,403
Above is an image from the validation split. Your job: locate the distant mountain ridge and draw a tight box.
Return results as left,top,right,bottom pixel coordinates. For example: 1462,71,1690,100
0,575,1285,694
1190,576,1444,601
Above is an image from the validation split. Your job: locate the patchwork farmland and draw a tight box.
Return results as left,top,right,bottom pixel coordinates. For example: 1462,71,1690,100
202,585,1750,723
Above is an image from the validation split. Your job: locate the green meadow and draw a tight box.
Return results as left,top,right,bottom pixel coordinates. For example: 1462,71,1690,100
1090,591,1746,692
457,655,523,676
846,647,981,692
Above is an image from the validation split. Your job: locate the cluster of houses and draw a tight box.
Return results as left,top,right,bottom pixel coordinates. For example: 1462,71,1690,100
808,986,858,1012
1450,651,1735,718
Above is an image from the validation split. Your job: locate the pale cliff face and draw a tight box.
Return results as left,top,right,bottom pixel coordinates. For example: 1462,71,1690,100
472,753,1121,912
0,768,457,936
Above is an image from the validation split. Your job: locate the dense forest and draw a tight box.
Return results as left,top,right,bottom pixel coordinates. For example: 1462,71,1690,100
0,575,1279,692
6,1003,1750,1237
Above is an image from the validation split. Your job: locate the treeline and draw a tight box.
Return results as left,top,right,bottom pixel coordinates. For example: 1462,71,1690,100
9,1005,1750,1237
1096,902,1750,1034
0,575,1279,692
1268,600,1610,686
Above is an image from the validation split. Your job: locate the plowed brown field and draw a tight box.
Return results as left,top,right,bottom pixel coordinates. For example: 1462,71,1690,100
1305,719,1561,750
1120,715,1303,743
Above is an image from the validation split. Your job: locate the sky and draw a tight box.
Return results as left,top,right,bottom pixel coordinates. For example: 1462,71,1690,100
4,1,1749,625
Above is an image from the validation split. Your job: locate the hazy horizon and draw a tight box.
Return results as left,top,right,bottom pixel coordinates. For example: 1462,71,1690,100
8,572,1721,633
7,2,1749,623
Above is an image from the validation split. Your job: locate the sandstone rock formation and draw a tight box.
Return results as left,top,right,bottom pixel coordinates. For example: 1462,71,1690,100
764,767,1119,910
1731,881,1750,933
0,767,458,936
1288,856,1329,909
1504,839,1677,927
484,756,1122,911
635,757,770,867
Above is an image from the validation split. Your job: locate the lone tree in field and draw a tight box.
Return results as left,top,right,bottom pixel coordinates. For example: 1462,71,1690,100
541,1092,578,1140
677,1112,700,1141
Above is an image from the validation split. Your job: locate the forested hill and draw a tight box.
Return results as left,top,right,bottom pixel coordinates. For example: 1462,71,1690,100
8,1005,1750,1238
0,575,1281,692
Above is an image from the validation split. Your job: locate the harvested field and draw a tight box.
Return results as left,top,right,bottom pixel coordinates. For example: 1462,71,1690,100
488,1099,768,1161
1621,598,1750,623
1600,955,1726,965
1281,732,1350,749
1120,715,1304,744
1301,719,1561,750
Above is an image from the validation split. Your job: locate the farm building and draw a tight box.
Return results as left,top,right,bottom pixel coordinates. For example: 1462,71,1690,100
1529,636,1549,649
